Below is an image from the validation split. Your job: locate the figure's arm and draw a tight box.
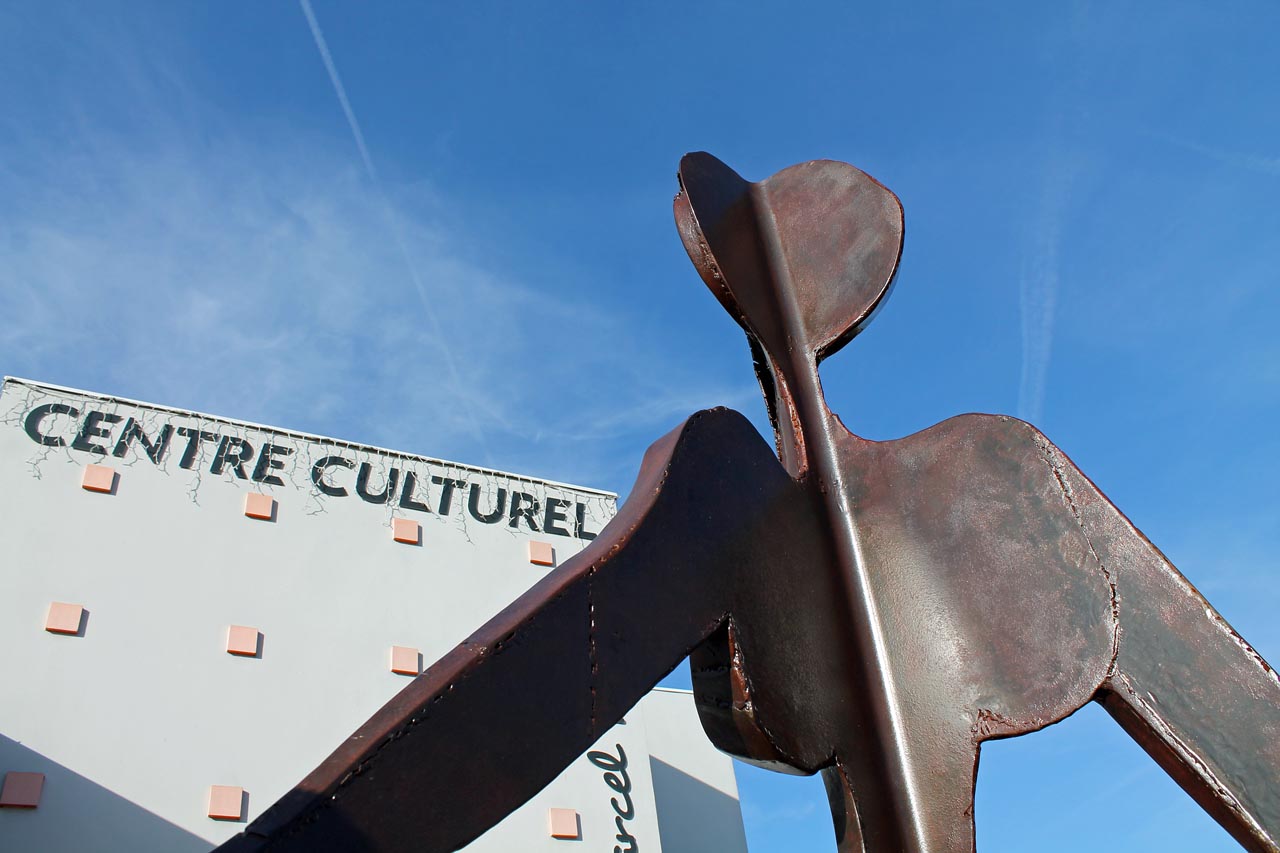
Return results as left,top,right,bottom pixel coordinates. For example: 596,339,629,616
215,407,794,853
1050,452,1280,853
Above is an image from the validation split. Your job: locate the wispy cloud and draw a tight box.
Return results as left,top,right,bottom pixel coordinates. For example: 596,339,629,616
1157,133,1280,178
1017,165,1066,425
1016,0,1097,426
0,130,751,493
0,4,759,496
298,0,493,465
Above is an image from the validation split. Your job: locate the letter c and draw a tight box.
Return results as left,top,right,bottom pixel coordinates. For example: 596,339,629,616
24,403,79,447
312,455,355,497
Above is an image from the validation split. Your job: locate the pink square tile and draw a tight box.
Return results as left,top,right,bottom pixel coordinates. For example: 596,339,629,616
390,645,420,675
207,785,243,820
548,807,579,839
226,625,260,657
45,601,84,635
243,493,275,521
81,464,116,494
392,518,420,545
0,772,44,808
528,540,555,567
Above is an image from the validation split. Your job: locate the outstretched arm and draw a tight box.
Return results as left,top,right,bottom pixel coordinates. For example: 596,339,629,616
215,407,795,853
1051,457,1280,853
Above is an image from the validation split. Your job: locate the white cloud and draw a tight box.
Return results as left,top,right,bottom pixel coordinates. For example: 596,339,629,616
0,4,762,496
0,131,755,494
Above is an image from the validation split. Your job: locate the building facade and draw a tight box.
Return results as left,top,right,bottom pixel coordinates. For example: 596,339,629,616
0,377,748,852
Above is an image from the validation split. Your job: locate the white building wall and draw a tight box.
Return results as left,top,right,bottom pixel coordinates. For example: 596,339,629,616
0,378,745,853
644,689,751,853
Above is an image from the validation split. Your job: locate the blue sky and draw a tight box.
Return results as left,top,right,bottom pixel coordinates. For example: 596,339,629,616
2,3,1278,850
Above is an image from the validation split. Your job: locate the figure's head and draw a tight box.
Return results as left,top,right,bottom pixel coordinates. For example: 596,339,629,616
674,152,903,365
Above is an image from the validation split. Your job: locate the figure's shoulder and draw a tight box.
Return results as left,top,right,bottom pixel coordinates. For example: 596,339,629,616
844,411,1055,454
832,411,1086,490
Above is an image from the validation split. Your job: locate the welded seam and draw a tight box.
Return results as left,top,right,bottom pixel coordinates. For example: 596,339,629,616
750,181,927,847
726,619,802,768
260,602,566,844
588,571,598,734
837,762,870,853
1112,671,1259,838
257,418,703,846
1035,433,1121,674
746,183,810,479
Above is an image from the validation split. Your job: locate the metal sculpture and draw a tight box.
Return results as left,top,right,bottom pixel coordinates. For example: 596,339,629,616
218,153,1280,853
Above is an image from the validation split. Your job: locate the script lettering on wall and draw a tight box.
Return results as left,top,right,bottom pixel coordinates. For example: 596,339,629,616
587,743,639,853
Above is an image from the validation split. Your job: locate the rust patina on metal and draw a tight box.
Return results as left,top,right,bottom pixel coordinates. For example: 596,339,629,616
218,154,1280,853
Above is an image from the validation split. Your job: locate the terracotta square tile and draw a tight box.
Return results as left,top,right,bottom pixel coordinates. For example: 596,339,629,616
45,601,84,635
528,540,555,567
392,518,420,545
226,625,260,657
243,493,275,521
0,772,44,808
207,785,243,820
390,645,420,675
81,464,116,494
548,807,579,839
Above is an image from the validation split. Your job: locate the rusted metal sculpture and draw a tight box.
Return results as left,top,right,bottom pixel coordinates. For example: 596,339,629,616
218,154,1280,853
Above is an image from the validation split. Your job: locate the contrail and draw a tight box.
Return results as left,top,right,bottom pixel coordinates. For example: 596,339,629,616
299,0,493,464
299,0,378,183
1159,133,1280,178
1017,2,1091,426
1017,152,1073,425
1017,198,1059,425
